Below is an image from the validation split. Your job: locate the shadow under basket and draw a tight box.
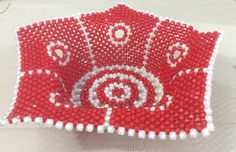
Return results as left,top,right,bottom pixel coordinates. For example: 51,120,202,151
0,4,223,140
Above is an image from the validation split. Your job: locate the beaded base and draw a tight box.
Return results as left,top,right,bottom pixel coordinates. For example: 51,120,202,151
0,4,223,140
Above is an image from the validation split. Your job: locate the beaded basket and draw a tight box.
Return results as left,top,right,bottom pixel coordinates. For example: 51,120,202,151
1,4,223,140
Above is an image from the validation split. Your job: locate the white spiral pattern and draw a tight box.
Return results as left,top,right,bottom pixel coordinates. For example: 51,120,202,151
88,73,147,108
71,65,164,109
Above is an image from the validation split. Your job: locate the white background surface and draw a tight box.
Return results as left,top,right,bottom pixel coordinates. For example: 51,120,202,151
0,0,236,152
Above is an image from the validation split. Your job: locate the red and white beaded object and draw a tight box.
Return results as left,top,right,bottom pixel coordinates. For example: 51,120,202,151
0,4,223,140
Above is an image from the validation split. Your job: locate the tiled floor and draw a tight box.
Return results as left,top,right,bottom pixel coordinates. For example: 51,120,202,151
0,0,236,152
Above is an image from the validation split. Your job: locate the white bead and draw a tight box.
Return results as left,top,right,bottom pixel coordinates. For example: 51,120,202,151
76,123,84,131
55,103,61,107
179,131,187,140
97,125,105,133
138,130,146,139
49,97,55,103
0,119,9,126
186,69,191,74
34,117,43,124
23,116,32,123
159,132,166,140
159,105,165,111
55,121,64,129
37,69,42,74
202,128,210,137
45,119,54,127
150,107,155,111
65,123,74,131
86,124,94,132
65,104,70,108
12,118,19,125
105,116,110,121
203,68,208,73
45,70,51,74
189,129,198,138
117,127,125,135
148,131,156,140
194,68,199,73
107,126,115,133
206,81,211,86
169,132,177,140
205,107,212,115
20,72,25,77
204,100,211,107
9,107,14,111
206,115,213,123
28,70,33,75
209,60,214,65
106,109,112,115
128,129,135,137
207,123,215,132
178,71,183,76
205,86,211,92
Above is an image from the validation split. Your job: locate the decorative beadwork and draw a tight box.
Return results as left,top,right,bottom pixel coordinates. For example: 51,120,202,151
47,41,71,66
71,65,163,109
104,82,131,103
108,23,131,46
0,4,223,140
166,43,189,67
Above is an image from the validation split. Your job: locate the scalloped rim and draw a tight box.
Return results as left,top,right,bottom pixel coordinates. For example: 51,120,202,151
0,3,224,140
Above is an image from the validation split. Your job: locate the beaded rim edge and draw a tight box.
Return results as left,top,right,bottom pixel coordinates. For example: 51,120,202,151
0,3,224,140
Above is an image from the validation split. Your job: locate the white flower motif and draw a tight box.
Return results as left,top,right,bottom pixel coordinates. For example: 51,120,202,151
166,42,189,67
104,82,131,103
108,23,131,46
47,41,71,66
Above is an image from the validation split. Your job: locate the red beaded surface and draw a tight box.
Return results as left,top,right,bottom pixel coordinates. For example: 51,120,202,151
3,4,221,139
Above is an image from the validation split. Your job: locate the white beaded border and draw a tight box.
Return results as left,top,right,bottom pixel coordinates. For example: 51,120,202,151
0,3,223,140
